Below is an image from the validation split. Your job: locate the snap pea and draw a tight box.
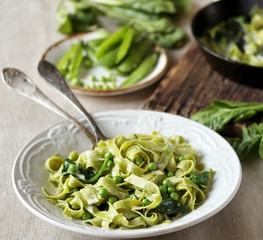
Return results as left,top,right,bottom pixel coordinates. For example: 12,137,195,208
117,40,152,74
67,43,83,81
85,47,97,64
97,47,119,68
96,26,128,59
57,42,81,75
87,37,107,51
120,52,159,88
115,27,134,64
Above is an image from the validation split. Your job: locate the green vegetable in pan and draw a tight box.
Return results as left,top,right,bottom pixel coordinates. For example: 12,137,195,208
200,6,263,67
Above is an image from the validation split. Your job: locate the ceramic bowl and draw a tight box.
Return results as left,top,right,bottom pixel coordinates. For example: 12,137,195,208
42,32,169,96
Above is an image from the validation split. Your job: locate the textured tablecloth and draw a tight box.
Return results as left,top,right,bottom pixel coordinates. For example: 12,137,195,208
1,0,263,239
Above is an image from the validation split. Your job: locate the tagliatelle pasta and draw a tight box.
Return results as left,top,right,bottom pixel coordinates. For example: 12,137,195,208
42,132,214,229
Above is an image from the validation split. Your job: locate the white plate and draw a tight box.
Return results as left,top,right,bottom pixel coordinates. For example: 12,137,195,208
12,110,241,238
41,32,169,96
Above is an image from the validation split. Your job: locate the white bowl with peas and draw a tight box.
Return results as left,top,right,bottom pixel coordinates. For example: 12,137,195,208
41,28,169,96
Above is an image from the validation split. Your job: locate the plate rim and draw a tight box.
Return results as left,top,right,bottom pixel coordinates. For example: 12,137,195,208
12,109,242,238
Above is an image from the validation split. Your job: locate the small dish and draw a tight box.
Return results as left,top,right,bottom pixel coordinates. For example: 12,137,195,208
12,110,241,238
41,32,169,96
191,0,263,88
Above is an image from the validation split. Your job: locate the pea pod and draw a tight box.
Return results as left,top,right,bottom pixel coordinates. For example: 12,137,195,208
57,42,81,74
117,40,153,74
67,43,83,81
96,26,128,59
87,37,107,51
97,47,119,68
115,27,134,64
120,52,159,88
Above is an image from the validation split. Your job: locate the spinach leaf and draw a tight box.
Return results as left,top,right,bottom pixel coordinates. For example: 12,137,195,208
191,100,263,160
62,158,93,182
227,123,263,160
188,171,210,186
191,100,263,132
155,199,188,215
56,0,189,48
62,156,112,183
56,0,97,34
121,0,177,14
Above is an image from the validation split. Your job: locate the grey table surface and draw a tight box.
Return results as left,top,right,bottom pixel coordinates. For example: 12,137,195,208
1,0,263,239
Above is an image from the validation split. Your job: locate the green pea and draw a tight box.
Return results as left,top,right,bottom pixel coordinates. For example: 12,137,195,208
104,152,114,161
68,164,78,173
113,175,123,184
106,160,114,169
148,162,158,171
98,188,109,198
82,211,92,221
170,192,179,201
162,179,171,186
71,79,84,87
108,196,118,204
142,198,151,206
167,186,175,193
167,172,174,177
159,185,167,195
134,156,143,165
69,151,79,161
178,155,185,161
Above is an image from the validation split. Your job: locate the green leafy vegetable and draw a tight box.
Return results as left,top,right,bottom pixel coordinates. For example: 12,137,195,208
191,99,263,160
56,0,97,34
191,99,263,132
55,0,191,48
62,158,92,182
155,199,188,215
62,154,113,183
188,171,210,186
227,123,263,160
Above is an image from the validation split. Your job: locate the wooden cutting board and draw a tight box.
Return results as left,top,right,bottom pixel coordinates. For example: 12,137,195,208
143,44,263,118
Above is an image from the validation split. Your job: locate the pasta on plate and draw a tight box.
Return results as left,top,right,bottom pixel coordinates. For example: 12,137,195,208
43,132,214,229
